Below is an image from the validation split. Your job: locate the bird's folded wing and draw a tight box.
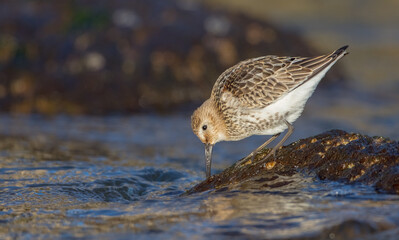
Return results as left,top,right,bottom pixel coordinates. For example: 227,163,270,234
212,50,343,110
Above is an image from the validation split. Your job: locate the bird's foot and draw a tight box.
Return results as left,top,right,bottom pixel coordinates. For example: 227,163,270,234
261,148,278,164
238,151,257,166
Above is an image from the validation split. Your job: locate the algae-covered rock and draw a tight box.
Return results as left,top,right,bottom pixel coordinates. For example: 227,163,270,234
187,130,399,194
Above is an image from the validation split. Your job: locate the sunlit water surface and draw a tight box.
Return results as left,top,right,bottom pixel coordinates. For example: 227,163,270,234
1,88,399,239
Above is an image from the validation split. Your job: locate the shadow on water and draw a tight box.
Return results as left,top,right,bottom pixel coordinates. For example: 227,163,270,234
61,168,185,203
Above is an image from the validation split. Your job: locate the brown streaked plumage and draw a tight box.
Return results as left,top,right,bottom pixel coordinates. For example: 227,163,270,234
191,46,349,178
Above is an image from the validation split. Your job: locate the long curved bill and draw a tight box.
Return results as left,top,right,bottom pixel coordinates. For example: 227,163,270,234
205,143,214,178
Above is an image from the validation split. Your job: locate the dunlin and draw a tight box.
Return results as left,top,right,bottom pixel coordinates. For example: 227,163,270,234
191,46,348,178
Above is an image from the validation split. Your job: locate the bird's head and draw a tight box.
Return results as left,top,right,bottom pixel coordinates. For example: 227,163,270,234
191,99,226,178
191,99,226,145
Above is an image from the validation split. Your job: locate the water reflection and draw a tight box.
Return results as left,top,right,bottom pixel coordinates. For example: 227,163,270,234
0,112,399,238
1,156,399,238
198,174,399,239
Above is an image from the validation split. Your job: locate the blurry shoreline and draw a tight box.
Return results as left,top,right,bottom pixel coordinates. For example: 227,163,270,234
0,0,345,115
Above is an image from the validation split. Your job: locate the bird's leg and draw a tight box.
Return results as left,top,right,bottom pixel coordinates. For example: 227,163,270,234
262,120,294,162
244,133,280,163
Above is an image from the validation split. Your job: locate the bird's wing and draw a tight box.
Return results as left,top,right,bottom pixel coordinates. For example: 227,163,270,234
212,46,348,110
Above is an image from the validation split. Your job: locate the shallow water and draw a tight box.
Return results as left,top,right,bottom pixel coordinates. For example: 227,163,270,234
1,86,399,239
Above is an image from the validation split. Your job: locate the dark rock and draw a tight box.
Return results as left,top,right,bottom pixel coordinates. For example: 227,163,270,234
0,0,345,115
187,130,399,195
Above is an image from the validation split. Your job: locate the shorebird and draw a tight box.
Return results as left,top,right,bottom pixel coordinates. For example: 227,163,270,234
191,46,348,178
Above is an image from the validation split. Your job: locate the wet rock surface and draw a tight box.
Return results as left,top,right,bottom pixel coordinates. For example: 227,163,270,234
188,130,399,195
0,0,345,114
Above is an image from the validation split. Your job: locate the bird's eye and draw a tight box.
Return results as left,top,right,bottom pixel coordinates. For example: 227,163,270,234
202,125,207,130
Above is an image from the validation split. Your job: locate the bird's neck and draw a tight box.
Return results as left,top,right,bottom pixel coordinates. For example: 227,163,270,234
206,98,228,143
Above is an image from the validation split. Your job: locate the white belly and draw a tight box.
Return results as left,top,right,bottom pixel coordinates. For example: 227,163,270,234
243,63,336,136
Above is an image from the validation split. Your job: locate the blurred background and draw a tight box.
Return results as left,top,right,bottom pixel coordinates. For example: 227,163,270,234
0,0,326,115
1,0,317,115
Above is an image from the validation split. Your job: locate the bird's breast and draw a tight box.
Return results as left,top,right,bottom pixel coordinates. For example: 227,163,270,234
223,108,288,140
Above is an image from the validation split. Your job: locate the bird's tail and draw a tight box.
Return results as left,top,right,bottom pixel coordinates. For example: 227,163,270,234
331,45,349,58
